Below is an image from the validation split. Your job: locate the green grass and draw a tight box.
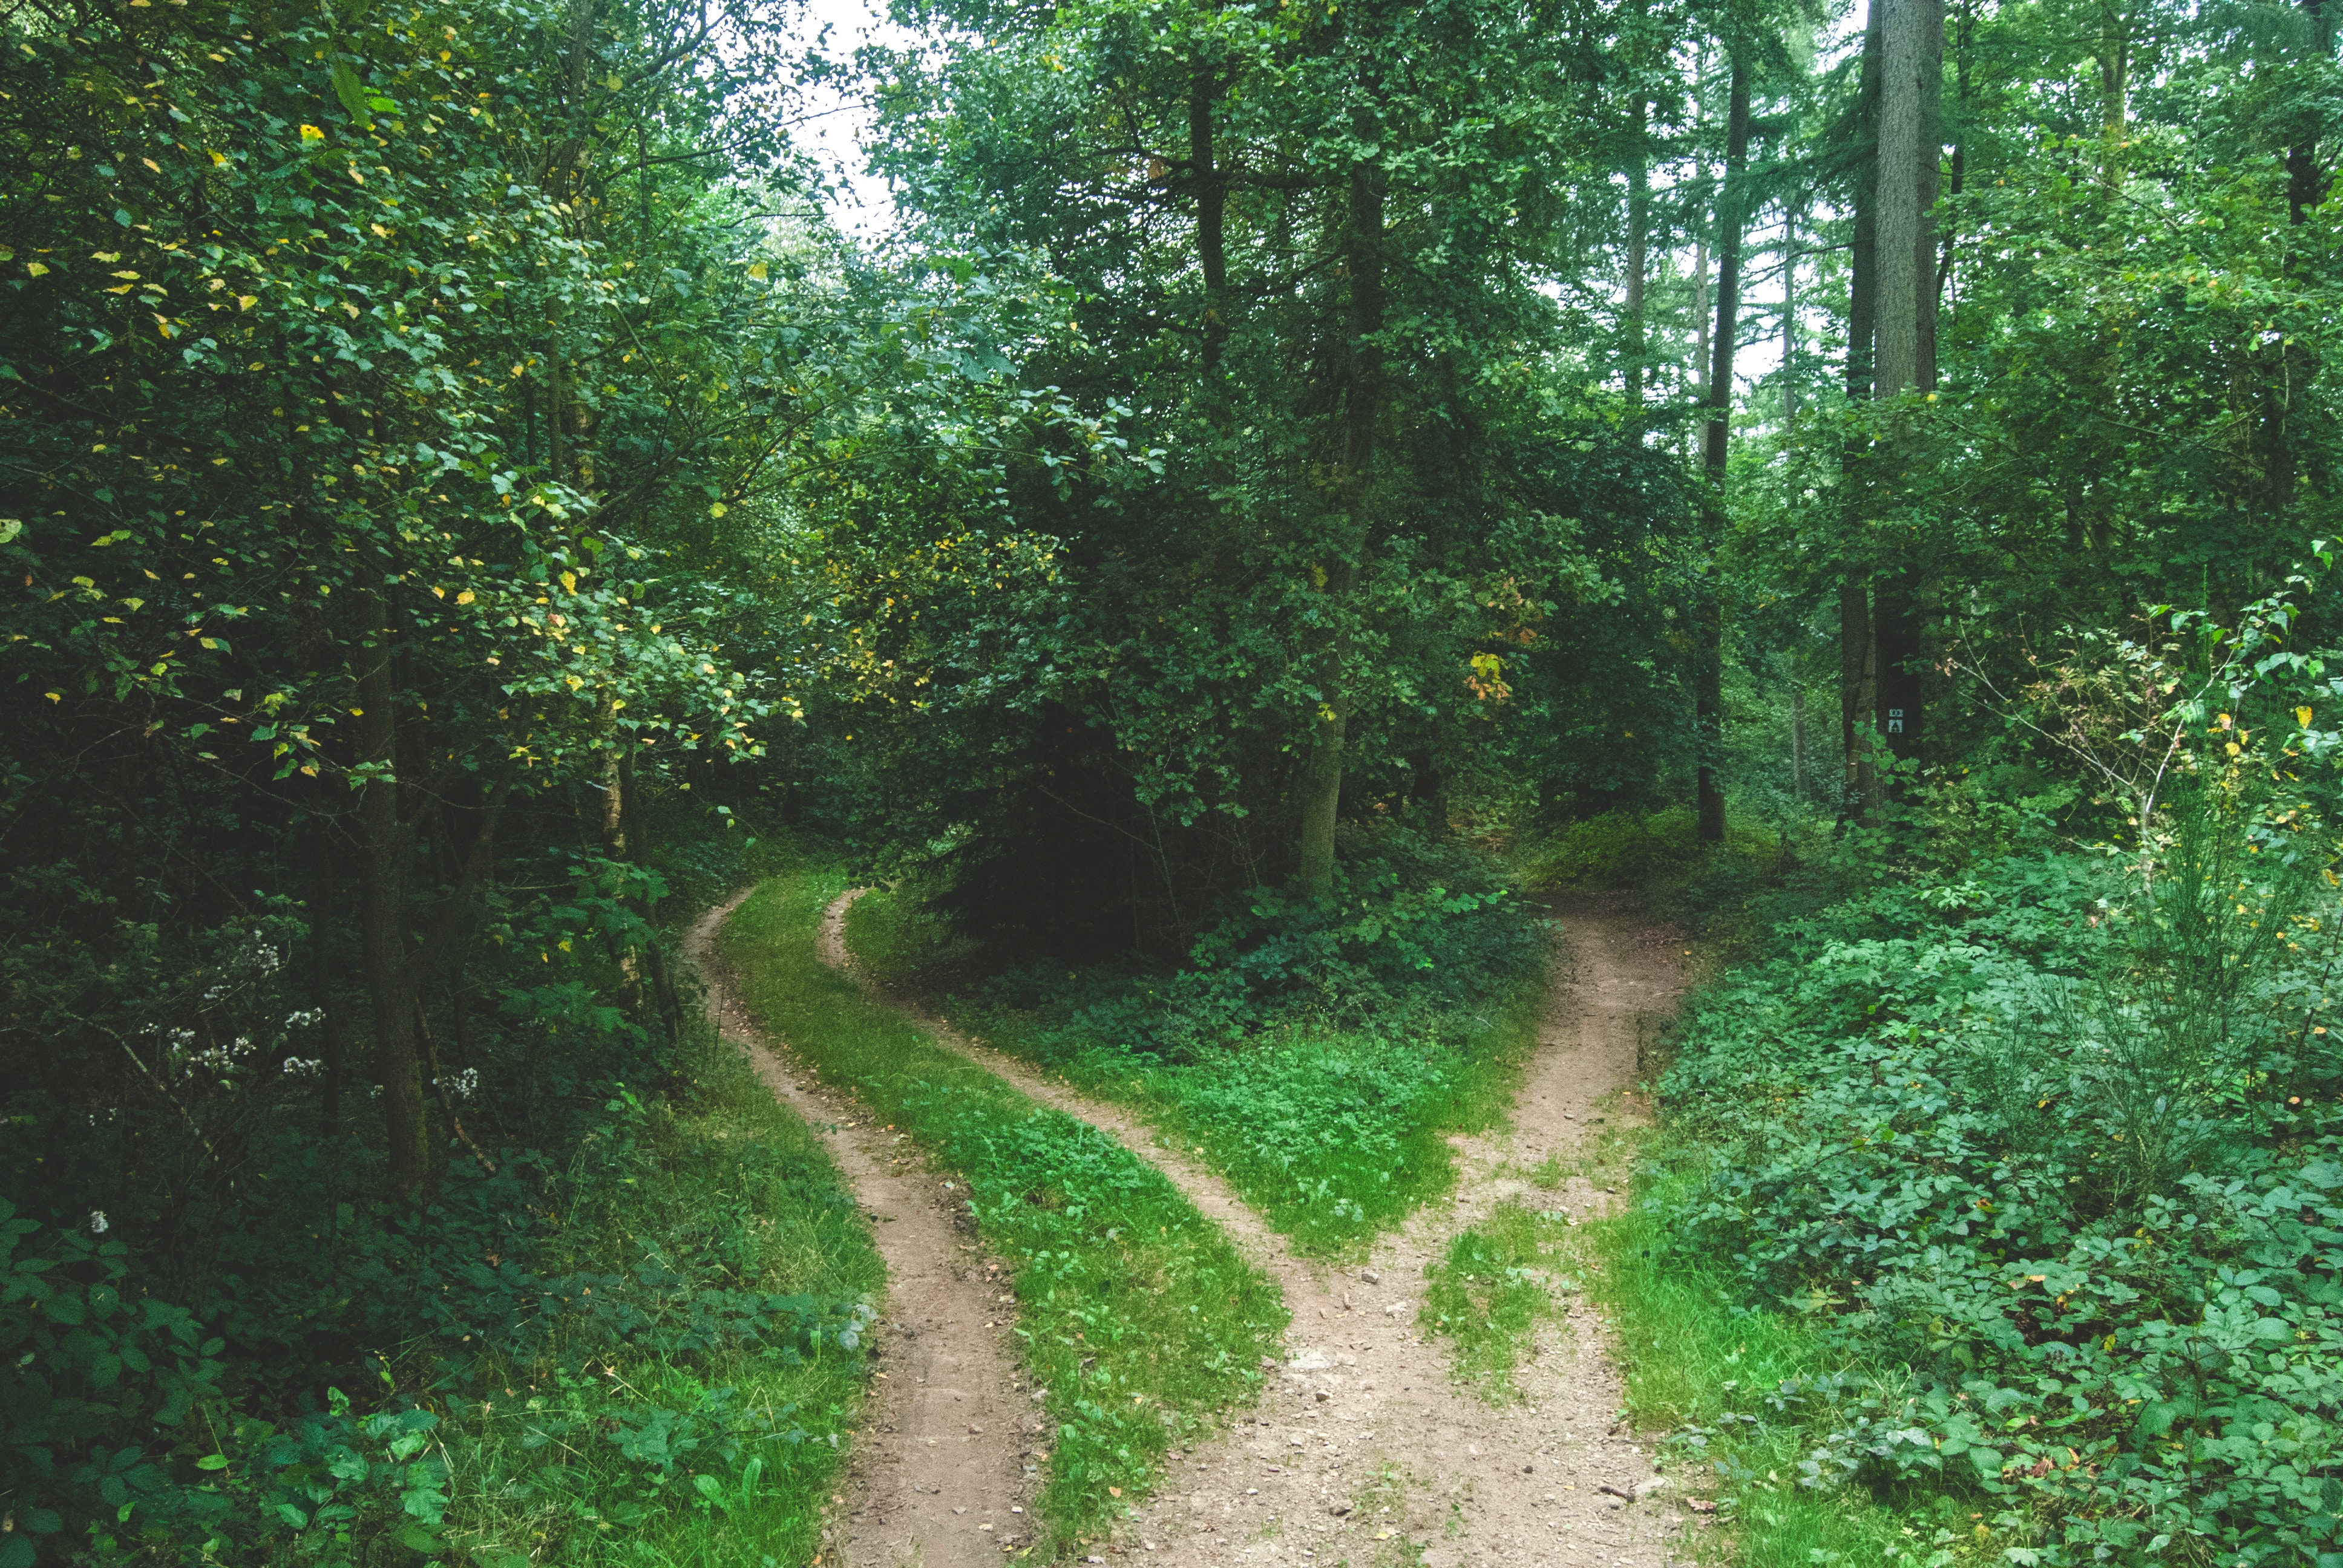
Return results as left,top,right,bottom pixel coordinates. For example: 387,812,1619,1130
1562,1137,1988,1568
719,849,1288,1558
1417,1198,1579,1403
845,885,1547,1258
433,1005,884,1567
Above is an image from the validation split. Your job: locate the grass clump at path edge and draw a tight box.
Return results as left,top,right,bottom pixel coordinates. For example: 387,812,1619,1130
719,852,1287,1557
432,1023,885,1567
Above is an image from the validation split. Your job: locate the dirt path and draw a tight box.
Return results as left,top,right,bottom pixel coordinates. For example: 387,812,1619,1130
820,890,1689,1567
685,892,1035,1568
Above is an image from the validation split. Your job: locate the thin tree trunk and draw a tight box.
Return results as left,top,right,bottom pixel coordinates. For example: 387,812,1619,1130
2290,0,2328,223
1783,204,1800,422
1296,156,1384,899
1692,229,1710,399
617,748,683,1041
1192,70,1230,375
1790,678,1806,806
1696,53,1751,846
2099,1,2128,194
353,571,431,1202
1843,0,1884,812
308,823,347,1132
1625,87,1649,411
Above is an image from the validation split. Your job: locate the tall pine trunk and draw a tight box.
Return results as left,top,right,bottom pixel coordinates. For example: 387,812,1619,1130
1842,0,1883,813
1696,53,1752,844
1872,0,1942,773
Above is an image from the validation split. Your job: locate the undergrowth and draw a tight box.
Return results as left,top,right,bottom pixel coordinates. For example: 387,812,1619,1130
4,815,880,1568
1581,772,2343,1567
845,829,1550,1258
718,846,1287,1558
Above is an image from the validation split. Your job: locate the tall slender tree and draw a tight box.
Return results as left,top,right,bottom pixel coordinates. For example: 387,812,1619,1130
1698,49,1754,843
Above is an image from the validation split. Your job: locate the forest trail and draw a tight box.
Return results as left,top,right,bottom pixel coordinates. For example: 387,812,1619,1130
820,889,1689,1567
686,893,1035,1568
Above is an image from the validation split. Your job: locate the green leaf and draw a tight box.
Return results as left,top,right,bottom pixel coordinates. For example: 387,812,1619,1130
331,61,372,124
195,1453,230,1471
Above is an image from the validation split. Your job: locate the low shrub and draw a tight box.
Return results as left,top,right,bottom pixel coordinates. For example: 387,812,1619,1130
1642,799,2343,1564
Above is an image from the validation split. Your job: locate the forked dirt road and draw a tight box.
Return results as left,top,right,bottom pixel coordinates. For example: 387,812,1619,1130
812,889,1690,1568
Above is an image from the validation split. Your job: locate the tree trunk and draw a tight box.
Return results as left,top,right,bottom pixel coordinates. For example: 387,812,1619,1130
1875,0,1936,397
1789,678,1806,806
1782,204,1800,423
1296,157,1384,900
2098,2,2128,194
1873,0,1941,774
2290,0,2327,223
1191,71,1230,375
1696,53,1751,846
353,570,431,1202
1842,0,1883,812
617,748,683,1041
1625,87,1648,411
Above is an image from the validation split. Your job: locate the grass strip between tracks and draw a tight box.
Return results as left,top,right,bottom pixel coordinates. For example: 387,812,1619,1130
719,856,1287,1558
845,884,1547,1259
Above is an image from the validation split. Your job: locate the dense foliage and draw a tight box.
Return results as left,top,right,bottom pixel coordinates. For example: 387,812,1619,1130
12,0,2343,1555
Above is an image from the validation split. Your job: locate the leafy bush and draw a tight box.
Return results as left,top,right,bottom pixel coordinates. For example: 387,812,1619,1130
1519,805,1702,889
1644,792,2343,1564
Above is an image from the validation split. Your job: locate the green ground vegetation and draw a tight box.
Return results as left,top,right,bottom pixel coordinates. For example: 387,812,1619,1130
1417,1197,1580,1403
843,829,1549,1258
3,818,884,1568
1577,730,2343,1566
716,844,1288,1557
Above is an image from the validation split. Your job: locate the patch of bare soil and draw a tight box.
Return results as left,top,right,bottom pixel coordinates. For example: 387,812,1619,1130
685,892,1036,1568
819,889,1691,1567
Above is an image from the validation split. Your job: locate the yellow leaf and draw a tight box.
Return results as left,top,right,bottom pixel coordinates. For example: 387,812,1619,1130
110,270,138,279
210,149,228,165
2298,706,2314,728
91,251,120,262
431,585,445,599
237,295,257,310
142,157,160,172
559,570,577,594
25,262,48,277
299,123,324,142
370,223,389,238
456,589,474,605
341,302,359,318
747,260,768,280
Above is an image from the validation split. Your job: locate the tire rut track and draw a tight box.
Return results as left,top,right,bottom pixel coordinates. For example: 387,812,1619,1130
819,888,1691,1567
687,890,1034,1568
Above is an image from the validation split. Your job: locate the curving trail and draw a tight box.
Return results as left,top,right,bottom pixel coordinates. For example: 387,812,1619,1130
686,892,1035,1568
821,888,1691,1567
